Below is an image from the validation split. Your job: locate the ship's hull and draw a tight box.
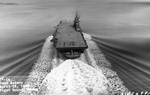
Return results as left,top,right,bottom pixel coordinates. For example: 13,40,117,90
51,14,88,59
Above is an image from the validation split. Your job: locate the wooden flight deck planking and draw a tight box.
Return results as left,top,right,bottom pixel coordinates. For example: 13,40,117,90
56,21,87,49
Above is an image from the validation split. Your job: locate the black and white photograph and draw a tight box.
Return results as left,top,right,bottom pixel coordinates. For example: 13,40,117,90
0,0,150,95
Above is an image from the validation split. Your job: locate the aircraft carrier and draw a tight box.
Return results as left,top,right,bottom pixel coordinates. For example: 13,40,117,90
51,12,88,59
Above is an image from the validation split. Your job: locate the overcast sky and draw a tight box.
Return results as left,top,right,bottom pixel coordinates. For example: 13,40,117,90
3,0,150,4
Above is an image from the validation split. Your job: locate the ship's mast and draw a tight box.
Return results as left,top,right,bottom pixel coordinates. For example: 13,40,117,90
74,9,80,24
74,9,80,31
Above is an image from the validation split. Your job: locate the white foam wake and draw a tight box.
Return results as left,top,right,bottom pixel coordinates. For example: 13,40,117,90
38,60,108,95
19,33,130,95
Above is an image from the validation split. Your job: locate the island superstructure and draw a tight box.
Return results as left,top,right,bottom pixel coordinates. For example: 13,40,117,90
51,12,88,59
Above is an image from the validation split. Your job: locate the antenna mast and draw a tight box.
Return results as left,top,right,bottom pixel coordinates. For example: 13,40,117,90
74,8,82,32
74,8,80,26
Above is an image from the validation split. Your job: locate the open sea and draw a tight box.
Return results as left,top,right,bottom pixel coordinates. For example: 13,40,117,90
0,1,150,94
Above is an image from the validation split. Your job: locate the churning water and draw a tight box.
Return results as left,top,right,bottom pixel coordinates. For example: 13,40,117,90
0,2,150,94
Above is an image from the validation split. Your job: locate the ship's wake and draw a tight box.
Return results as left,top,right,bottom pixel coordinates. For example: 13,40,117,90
19,34,130,95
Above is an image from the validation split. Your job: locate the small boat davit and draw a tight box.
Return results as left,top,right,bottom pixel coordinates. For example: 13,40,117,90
51,12,88,59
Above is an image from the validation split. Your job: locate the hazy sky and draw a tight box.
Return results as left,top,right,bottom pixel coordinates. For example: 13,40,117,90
3,0,83,3
3,0,150,4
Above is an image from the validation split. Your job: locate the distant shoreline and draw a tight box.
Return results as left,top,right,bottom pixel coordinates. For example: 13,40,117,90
0,2,18,5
